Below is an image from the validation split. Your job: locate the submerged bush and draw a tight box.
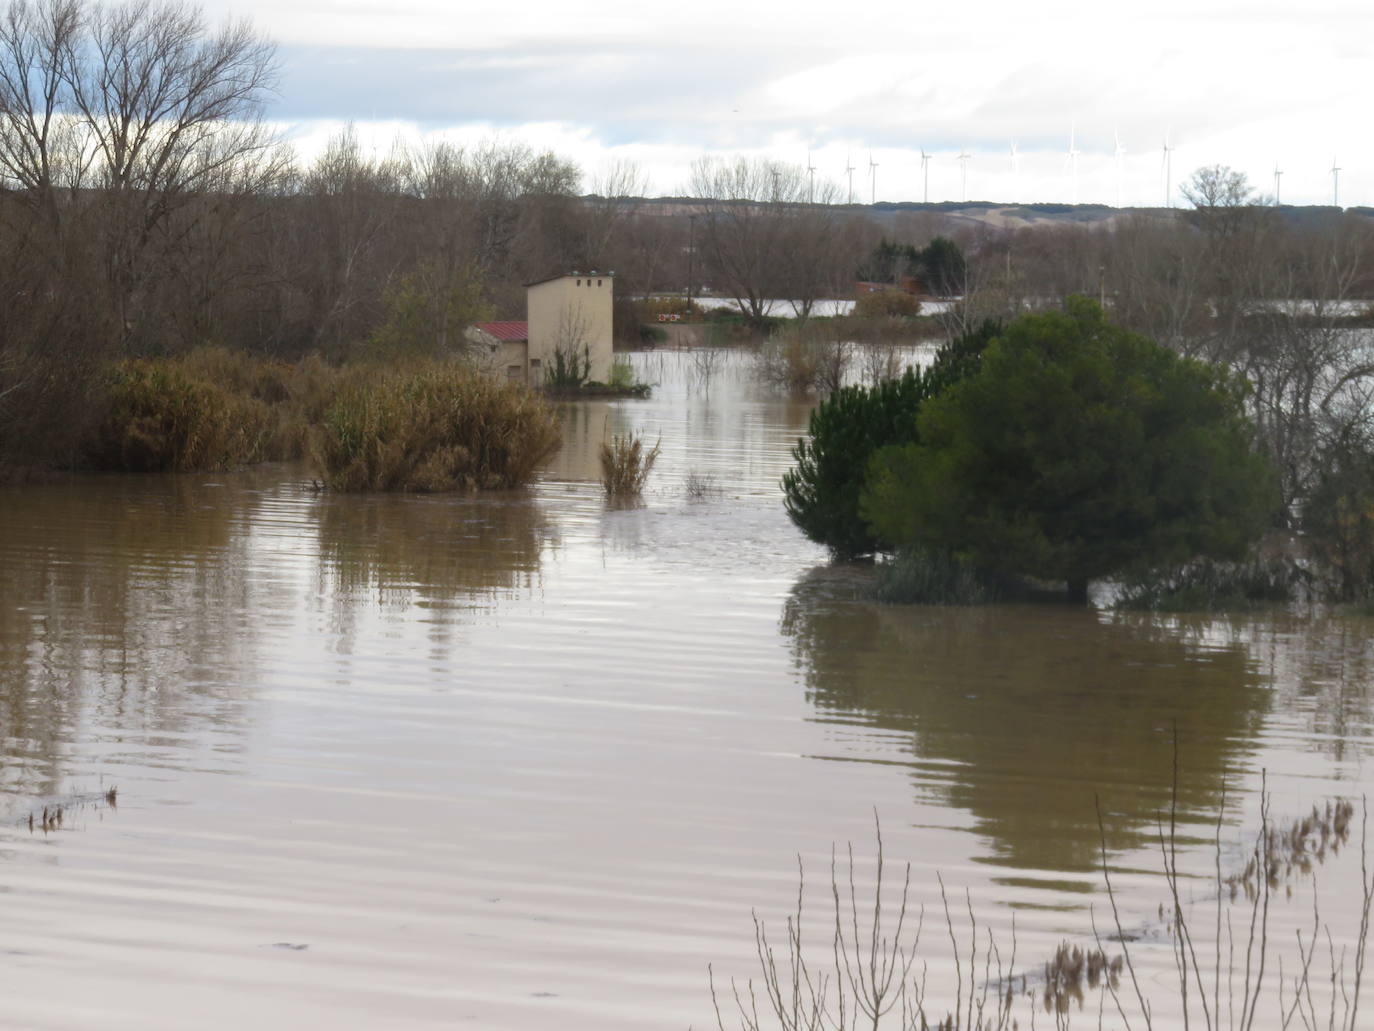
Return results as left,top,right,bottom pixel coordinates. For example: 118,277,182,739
599,431,661,497
310,360,561,492
1113,556,1307,612
175,347,340,459
852,289,922,318
82,355,275,472
1304,439,1374,602
79,347,341,471
754,320,848,396
873,548,1000,605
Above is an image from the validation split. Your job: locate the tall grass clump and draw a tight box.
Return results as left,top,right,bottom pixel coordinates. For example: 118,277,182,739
81,354,275,472
309,359,561,492
599,431,660,497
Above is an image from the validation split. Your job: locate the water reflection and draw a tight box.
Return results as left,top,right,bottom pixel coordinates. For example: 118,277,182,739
314,490,555,618
1108,610,1374,763
0,471,271,800
782,568,1272,876
544,400,625,482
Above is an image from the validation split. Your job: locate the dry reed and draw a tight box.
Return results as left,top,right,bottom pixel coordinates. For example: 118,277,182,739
310,359,561,492
79,347,343,471
599,431,660,496
82,354,275,472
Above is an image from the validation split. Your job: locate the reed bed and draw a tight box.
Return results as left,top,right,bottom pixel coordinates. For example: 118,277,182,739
599,431,660,497
309,360,561,492
82,354,276,472
79,347,342,472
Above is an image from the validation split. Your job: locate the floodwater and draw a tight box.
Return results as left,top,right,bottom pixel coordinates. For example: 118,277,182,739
1,348,1372,1029
692,296,956,317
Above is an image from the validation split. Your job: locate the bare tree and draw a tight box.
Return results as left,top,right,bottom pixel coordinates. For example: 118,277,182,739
690,156,853,324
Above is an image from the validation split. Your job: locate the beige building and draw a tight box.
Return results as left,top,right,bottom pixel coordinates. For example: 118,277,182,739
466,271,615,387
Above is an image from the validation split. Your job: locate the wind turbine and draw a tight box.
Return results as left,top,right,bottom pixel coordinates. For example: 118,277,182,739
920,148,931,204
806,149,816,204
1161,129,1174,208
1114,129,1126,208
957,148,971,203
1332,158,1342,207
845,151,855,204
869,152,879,205
1273,163,1283,206
1010,141,1021,203
1064,122,1081,205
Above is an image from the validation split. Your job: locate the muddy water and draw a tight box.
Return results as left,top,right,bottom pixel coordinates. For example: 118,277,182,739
1,349,1372,1029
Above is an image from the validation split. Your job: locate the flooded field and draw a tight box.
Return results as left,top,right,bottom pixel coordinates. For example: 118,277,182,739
2,348,1373,1029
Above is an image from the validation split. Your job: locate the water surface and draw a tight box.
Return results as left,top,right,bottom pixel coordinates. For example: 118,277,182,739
1,349,1371,1028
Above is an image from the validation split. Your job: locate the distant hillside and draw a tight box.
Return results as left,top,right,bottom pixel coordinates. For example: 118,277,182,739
596,196,1371,234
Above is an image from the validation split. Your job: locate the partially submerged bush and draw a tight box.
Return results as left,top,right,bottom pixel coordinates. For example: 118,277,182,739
82,355,275,472
782,320,1000,559
1304,439,1374,602
852,289,922,318
1114,556,1307,612
310,360,561,492
79,347,342,471
599,431,660,497
546,345,591,390
873,547,1000,605
174,347,339,459
754,320,848,396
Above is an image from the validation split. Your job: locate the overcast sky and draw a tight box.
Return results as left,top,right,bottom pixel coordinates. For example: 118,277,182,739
205,0,1373,208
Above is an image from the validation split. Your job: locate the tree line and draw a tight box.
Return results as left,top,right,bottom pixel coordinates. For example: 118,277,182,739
6,0,1374,521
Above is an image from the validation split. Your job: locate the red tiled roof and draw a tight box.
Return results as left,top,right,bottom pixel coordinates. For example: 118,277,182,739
475,321,528,341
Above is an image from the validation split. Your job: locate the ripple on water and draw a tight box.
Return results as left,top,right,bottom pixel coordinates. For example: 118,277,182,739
0,351,1372,1028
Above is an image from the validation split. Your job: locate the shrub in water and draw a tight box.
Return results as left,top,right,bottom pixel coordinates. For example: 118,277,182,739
599,431,661,497
873,547,999,605
1114,556,1307,612
175,346,340,460
309,360,561,492
82,355,274,472
852,289,922,318
781,319,1000,559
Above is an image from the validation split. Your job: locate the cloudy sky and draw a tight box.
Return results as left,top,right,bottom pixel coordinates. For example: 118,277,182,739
205,0,1373,208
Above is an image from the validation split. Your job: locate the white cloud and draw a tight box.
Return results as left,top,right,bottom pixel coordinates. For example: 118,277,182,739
227,0,1374,207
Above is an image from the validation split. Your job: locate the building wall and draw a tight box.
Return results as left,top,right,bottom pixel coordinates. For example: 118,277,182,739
527,274,614,385
465,327,530,382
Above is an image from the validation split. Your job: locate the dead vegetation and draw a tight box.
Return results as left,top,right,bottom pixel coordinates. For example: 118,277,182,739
1225,798,1355,900
599,431,661,497
713,783,1373,1031
24,785,119,834
309,360,561,492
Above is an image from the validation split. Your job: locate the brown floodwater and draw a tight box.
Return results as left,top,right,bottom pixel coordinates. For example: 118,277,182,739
1,348,1372,1029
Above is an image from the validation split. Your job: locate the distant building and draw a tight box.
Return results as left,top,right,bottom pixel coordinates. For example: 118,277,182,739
466,272,614,387
466,320,530,382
